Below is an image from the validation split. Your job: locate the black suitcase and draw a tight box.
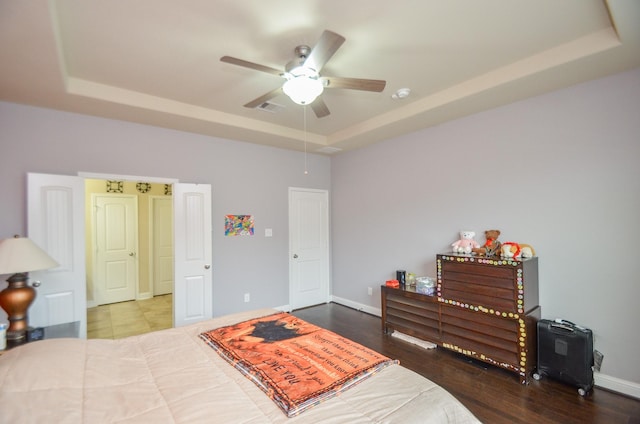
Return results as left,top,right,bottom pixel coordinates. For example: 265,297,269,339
533,319,594,396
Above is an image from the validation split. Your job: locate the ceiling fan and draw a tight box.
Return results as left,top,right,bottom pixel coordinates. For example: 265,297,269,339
220,30,386,118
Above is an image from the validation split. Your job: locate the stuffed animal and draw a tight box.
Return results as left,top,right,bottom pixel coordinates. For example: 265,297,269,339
472,229,502,257
500,242,521,258
520,244,536,258
451,230,480,254
501,242,536,259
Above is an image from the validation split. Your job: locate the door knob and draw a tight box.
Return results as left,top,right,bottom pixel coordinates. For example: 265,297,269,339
129,252,135,256
204,264,211,269
32,281,41,288
293,254,298,258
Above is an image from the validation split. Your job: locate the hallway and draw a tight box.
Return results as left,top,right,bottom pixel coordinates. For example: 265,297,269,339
87,294,173,339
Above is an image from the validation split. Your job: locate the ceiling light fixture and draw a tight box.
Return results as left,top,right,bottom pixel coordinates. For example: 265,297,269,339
282,67,324,105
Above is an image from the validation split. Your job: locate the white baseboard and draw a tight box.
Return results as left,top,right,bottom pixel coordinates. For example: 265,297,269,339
136,292,152,301
274,304,291,312
595,372,640,399
86,300,98,308
330,296,381,317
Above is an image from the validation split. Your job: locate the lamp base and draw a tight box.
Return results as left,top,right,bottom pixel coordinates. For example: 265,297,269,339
0,273,36,340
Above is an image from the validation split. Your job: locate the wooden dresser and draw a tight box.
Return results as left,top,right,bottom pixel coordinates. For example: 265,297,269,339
381,253,540,384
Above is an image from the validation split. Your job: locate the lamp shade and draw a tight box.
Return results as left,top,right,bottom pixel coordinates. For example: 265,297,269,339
0,236,59,275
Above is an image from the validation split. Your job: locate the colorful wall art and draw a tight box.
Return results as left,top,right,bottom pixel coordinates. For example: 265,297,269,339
225,214,254,236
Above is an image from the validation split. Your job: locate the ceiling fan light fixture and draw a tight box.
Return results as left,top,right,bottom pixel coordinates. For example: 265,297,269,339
283,67,324,105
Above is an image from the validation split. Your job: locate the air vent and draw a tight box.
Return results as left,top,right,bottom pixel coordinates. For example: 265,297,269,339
316,146,342,154
256,101,285,113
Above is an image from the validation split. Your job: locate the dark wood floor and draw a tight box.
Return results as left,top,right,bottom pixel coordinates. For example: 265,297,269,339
291,302,640,424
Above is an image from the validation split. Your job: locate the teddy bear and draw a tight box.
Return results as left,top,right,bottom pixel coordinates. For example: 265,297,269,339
451,230,480,254
472,229,502,257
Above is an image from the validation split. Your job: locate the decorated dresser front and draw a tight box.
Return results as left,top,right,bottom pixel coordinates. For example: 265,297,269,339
436,254,540,384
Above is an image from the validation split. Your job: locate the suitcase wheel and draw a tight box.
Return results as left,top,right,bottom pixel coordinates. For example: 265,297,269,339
532,372,542,381
577,380,594,397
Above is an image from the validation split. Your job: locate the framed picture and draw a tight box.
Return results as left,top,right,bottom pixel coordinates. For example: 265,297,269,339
225,215,254,236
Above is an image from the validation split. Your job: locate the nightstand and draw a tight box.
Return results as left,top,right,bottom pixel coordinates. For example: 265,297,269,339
1,321,80,353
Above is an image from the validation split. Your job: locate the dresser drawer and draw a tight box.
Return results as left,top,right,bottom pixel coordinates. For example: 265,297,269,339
441,305,519,367
437,255,538,315
382,286,440,343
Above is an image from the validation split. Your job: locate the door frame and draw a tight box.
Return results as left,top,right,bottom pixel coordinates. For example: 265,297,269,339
82,173,178,308
80,173,178,314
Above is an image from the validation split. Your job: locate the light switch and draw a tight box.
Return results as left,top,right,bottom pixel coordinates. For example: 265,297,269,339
265,228,273,237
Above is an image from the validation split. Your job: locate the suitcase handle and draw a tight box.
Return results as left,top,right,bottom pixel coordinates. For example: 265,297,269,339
551,321,576,332
553,318,588,332
554,318,575,326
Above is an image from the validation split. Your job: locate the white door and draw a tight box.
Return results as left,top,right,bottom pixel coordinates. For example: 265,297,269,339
93,194,138,305
151,196,173,295
289,188,330,310
27,173,87,338
173,183,212,327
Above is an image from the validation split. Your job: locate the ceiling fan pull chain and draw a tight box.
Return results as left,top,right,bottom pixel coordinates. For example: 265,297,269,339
304,105,308,175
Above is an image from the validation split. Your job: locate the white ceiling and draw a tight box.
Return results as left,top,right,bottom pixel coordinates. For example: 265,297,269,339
1,1,638,154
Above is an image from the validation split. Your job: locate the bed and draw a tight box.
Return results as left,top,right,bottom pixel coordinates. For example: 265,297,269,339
0,308,480,423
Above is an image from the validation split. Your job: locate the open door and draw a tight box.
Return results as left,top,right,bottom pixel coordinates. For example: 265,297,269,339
27,173,87,338
173,183,212,327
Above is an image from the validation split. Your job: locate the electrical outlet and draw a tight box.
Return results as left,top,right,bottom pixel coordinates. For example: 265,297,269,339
244,293,250,303
367,287,373,296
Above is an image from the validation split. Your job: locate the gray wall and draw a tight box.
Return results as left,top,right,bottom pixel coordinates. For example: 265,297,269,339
0,102,331,316
331,67,640,386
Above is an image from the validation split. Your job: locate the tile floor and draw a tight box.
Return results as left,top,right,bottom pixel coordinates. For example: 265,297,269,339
87,294,173,339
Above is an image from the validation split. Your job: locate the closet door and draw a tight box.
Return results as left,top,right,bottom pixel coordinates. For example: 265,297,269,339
173,183,212,327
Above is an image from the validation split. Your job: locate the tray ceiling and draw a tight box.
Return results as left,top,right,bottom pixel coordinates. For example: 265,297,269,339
0,1,638,154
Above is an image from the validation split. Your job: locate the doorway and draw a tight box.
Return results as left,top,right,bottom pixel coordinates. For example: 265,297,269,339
28,173,213,338
85,179,174,338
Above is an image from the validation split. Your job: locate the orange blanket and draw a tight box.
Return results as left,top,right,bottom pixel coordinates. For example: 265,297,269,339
200,312,397,417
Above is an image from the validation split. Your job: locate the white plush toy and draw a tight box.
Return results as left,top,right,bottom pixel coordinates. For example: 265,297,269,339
451,230,480,254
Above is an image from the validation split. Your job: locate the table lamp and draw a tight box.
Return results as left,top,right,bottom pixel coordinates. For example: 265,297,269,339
0,235,59,340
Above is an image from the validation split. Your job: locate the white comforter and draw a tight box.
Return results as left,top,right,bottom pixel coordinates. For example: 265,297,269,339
0,309,481,423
